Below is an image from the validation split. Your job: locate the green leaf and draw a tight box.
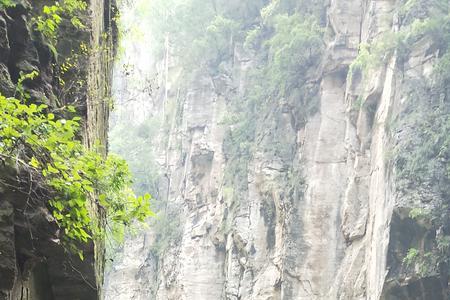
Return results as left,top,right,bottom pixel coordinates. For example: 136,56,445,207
30,157,40,168
98,194,108,206
47,164,59,174
43,5,52,14
77,250,84,261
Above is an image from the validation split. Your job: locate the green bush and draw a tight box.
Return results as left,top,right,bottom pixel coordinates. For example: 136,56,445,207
33,0,88,44
0,0,14,9
0,78,153,258
266,14,323,95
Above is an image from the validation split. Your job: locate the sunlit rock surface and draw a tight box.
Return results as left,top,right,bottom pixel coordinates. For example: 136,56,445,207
104,0,450,299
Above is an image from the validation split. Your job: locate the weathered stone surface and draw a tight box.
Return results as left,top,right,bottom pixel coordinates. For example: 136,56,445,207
0,199,15,291
0,0,115,298
0,14,10,59
105,0,450,299
0,63,15,96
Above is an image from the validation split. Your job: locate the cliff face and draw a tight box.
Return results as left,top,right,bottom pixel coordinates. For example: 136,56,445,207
0,1,115,299
105,0,450,299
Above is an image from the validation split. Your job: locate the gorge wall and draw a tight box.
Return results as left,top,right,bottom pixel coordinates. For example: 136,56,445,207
105,0,450,299
0,0,115,299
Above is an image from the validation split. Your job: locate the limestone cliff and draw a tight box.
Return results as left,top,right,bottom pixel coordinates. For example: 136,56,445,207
105,0,450,299
0,0,115,299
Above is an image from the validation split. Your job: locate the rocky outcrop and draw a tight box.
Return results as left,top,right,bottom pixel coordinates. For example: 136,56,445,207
105,0,450,299
0,1,115,299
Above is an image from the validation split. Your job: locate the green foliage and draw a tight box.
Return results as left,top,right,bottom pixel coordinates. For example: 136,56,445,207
403,248,439,276
143,0,216,62
109,117,161,197
138,0,325,80
222,2,324,194
33,0,87,44
1,0,139,260
389,1,450,277
191,15,239,71
434,50,450,84
395,107,450,192
243,26,263,50
261,0,325,25
266,14,323,95
241,8,324,105
223,122,254,190
409,207,430,220
403,248,419,266
148,206,183,257
139,0,268,76
349,1,450,83
109,110,181,257
437,235,450,254
115,0,325,261
225,9,323,147
35,4,63,42
398,0,449,25
0,0,14,9
16,70,39,99
393,99,450,280
260,0,280,23
348,43,374,83
348,31,410,82
393,78,450,276
0,78,153,256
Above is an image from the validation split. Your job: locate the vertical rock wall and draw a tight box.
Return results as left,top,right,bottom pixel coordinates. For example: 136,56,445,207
105,0,450,299
0,0,115,299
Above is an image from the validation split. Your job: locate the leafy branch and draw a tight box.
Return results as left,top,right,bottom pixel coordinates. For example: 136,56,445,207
0,73,153,258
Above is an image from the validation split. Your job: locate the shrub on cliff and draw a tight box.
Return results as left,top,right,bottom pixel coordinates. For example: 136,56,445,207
0,71,154,259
